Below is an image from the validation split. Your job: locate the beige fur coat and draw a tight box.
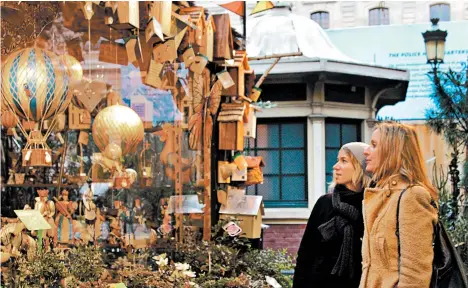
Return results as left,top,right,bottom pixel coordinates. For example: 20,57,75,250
360,177,438,288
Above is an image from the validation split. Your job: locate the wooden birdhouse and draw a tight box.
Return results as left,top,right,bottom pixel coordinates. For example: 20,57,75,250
219,193,264,239
180,6,206,50
68,103,91,130
222,51,250,98
147,1,174,38
200,15,216,61
108,1,139,30
212,14,233,60
146,16,165,44
244,104,260,139
217,103,245,151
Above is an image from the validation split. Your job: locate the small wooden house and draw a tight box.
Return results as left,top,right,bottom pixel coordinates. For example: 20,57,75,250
212,14,233,60
244,104,261,138
217,103,245,151
147,1,173,37
179,6,206,50
222,51,251,98
219,194,264,239
108,1,139,30
200,15,216,61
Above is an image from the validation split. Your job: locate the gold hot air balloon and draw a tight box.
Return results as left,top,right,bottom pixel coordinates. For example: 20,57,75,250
92,104,144,156
1,47,72,122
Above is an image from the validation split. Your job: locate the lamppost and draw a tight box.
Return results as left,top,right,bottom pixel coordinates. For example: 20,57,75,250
422,18,447,73
422,18,465,216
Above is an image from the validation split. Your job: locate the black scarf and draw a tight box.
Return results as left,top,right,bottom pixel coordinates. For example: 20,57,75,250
317,185,362,279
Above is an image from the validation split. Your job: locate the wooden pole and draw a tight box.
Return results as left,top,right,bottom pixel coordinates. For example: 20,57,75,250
248,52,303,61
255,57,281,88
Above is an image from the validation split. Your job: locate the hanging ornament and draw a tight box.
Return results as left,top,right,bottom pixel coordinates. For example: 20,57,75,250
92,104,144,156
1,47,72,122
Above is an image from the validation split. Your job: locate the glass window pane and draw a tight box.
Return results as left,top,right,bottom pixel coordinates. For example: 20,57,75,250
281,150,305,174
256,124,279,148
282,176,306,201
257,150,279,174
326,149,339,174
281,123,304,148
326,174,334,188
246,186,256,195
311,12,329,29
430,4,450,21
258,176,280,201
342,124,358,143
326,123,340,148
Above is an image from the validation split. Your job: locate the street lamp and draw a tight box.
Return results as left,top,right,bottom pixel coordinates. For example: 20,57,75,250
422,18,447,71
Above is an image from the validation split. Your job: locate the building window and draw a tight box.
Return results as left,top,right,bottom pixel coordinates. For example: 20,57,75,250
311,11,330,29
369,7,389,26
260,83,307,102
430,4,450,21
325,118,362,191
245,118,308,208
325,83,365,104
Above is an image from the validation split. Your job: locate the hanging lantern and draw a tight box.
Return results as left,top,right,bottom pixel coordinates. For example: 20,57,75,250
59,54,83,85
1,47,72,122
92,104,144,156
1,110,19,136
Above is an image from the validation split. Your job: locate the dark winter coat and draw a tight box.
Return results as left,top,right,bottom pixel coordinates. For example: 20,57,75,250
293,185,364,288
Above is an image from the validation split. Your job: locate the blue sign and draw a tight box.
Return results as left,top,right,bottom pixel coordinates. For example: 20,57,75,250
327,21,468,120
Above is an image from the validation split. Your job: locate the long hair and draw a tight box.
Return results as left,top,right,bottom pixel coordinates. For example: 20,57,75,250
372,122,438,200
328,147,371,192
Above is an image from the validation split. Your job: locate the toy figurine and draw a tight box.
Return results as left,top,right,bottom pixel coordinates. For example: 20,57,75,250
54,190,76,245
34,189,56,249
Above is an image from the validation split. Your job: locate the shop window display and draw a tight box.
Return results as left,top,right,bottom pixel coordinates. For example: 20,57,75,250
0,1,294,287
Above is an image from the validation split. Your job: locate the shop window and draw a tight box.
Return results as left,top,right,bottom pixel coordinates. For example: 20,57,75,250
325,118,362,192
245,118,308,208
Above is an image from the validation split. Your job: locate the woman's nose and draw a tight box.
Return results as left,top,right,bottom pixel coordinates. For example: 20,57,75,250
333,163,339,170
364,146,370,156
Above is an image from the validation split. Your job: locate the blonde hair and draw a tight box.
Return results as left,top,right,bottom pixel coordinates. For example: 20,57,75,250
329,147,371,192
372,122,438,200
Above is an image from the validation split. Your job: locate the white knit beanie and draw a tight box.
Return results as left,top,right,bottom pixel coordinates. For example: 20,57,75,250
341,142,369,171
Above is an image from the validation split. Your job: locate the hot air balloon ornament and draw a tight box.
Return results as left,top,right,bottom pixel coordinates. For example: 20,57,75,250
92,103,144,186
1,47,73,167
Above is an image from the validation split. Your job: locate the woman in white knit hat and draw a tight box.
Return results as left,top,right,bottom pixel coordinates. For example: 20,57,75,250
293,142,371,288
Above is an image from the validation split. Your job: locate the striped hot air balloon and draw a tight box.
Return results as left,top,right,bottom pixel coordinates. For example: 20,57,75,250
1,47,72,122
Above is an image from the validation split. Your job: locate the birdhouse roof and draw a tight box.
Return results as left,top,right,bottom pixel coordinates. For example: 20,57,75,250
217,103,245,122
206,15,216,31
179,6,206,27
234,50,250,70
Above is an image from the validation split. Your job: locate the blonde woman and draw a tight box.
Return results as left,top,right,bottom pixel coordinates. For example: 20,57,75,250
294,142,371,288
360,122,438,288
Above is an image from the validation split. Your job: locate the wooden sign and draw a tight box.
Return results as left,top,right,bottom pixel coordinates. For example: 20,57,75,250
144,60,164,89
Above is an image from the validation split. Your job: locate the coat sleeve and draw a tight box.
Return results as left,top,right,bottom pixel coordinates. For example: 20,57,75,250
293,195,332,288
398,186,438,288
